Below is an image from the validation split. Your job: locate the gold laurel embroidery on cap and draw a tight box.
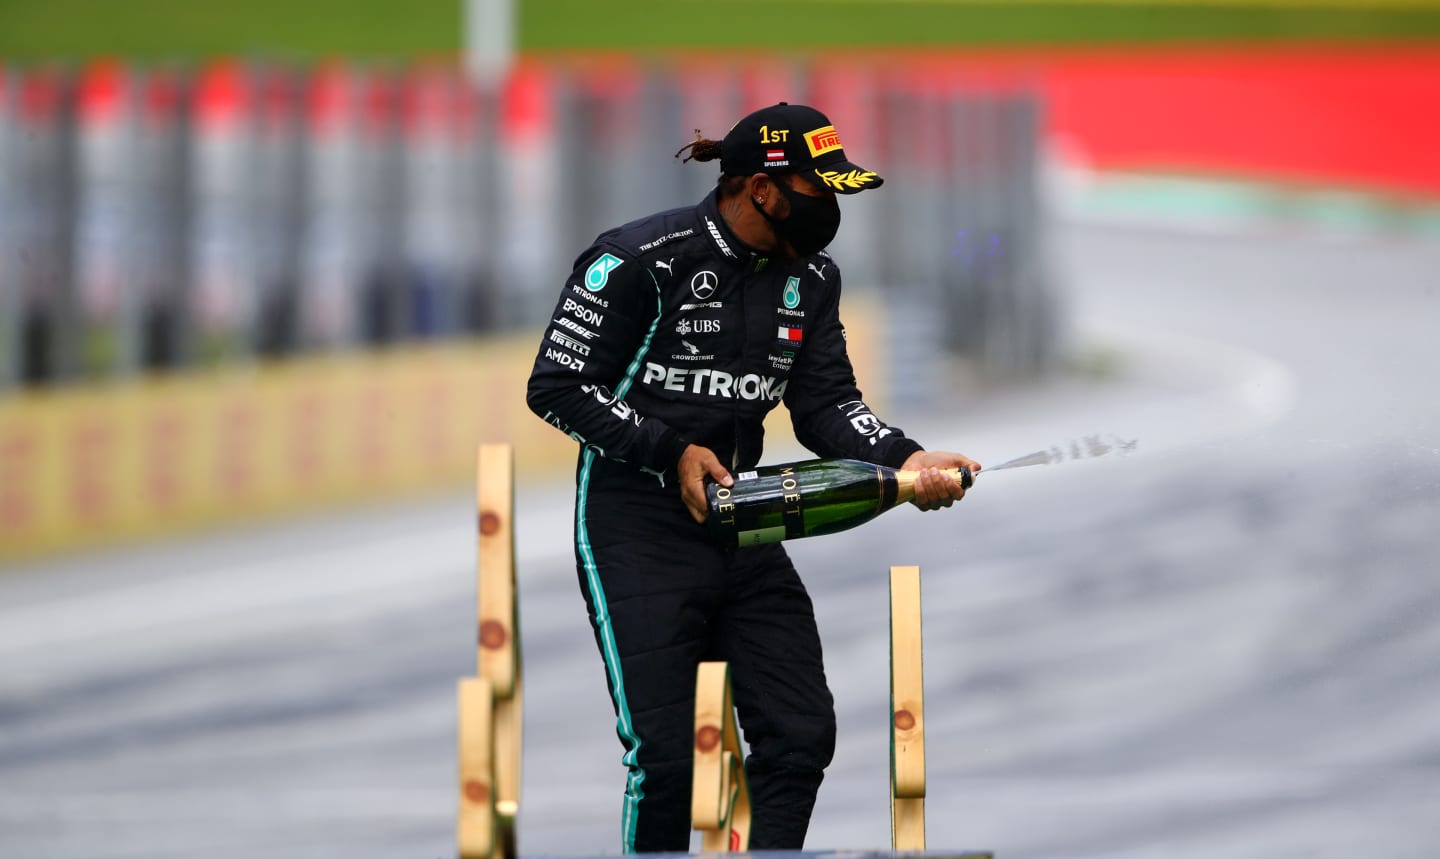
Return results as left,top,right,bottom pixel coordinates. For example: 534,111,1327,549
815,169,878,191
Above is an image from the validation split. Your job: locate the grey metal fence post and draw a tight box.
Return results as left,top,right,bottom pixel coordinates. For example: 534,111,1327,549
1003,90,1057,376
0,67,16,389
495,66,568,329
456,74,500,333
12,68,77,385
299,62,372,351
251,66,305,357
356,68,406,345
398,66,460,339
668,65,744,205
807,62,883,293
188,61,259,367
73,61,145,380
132,68,191,372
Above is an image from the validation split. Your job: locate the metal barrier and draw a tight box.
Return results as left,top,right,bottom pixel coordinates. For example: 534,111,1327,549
0,58,1056,391
0,66,15,387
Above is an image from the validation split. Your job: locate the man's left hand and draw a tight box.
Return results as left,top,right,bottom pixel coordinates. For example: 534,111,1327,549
900,450,983,511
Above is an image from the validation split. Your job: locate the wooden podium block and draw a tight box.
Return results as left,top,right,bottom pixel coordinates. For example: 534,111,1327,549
890,565,926,850
458,443,521,859
457,677,496,859
692,661,752,852
477,444,517,698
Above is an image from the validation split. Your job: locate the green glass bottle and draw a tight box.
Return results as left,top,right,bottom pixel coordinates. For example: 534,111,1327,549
705,458,973,547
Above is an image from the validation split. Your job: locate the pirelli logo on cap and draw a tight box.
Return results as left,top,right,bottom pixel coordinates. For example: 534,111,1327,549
804,125,843,158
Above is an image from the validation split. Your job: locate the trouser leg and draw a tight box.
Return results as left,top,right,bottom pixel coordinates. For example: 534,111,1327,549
712,544,836,850
576,533,722,853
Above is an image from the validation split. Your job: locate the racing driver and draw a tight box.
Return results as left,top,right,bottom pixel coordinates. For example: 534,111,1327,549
526,102,982,852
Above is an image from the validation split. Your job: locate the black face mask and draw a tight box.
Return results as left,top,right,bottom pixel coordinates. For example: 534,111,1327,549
753,179,842,258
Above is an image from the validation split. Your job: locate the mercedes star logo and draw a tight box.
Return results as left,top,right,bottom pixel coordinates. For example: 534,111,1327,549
690,270,718,300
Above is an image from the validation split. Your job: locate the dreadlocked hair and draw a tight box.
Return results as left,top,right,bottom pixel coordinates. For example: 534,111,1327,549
675,129,751,197
674,129,723,164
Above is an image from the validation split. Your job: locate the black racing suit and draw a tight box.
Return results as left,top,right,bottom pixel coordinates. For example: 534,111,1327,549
526,188,924,852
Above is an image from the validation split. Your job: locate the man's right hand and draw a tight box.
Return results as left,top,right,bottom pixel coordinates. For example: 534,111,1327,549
678,444,733,523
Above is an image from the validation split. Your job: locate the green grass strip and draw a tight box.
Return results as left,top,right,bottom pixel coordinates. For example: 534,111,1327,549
3,0,1439,63
520,1,1440,50
0,0,460,63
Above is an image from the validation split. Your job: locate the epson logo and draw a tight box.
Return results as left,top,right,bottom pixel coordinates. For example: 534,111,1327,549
562,298,604,327
642,363,787,401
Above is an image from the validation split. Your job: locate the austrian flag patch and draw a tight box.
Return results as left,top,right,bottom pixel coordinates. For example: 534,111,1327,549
777,325,803,344
766,148,785,161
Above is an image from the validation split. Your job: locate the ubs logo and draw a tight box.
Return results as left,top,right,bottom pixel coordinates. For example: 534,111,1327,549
677,319,722,335
691,270,718,300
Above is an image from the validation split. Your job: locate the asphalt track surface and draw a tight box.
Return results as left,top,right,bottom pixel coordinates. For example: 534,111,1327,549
2,218,1438,858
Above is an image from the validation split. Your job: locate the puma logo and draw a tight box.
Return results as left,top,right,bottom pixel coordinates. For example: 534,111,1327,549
807,263,827,281
655,258,674,274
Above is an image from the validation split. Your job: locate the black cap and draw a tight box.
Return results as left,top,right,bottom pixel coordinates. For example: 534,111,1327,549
720,102,883,195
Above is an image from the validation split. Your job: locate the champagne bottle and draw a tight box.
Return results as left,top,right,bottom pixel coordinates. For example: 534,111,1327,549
705,458,974,547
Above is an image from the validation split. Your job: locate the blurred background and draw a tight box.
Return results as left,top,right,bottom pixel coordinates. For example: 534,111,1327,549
2,1,1439,856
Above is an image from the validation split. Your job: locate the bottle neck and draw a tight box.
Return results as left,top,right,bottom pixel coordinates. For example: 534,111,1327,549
892,467,971,505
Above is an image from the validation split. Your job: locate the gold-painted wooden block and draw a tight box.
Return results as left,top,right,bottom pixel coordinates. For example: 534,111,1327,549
692,661,752,852
890,565,926,850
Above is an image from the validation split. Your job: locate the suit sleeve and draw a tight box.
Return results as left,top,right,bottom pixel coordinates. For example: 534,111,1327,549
525,244,691,473
782,268,924,469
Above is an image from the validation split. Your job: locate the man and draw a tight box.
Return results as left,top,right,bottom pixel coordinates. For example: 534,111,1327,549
526,102,981,852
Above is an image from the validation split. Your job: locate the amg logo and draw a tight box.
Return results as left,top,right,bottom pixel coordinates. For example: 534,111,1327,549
642,363,787,401
549,329,592,356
